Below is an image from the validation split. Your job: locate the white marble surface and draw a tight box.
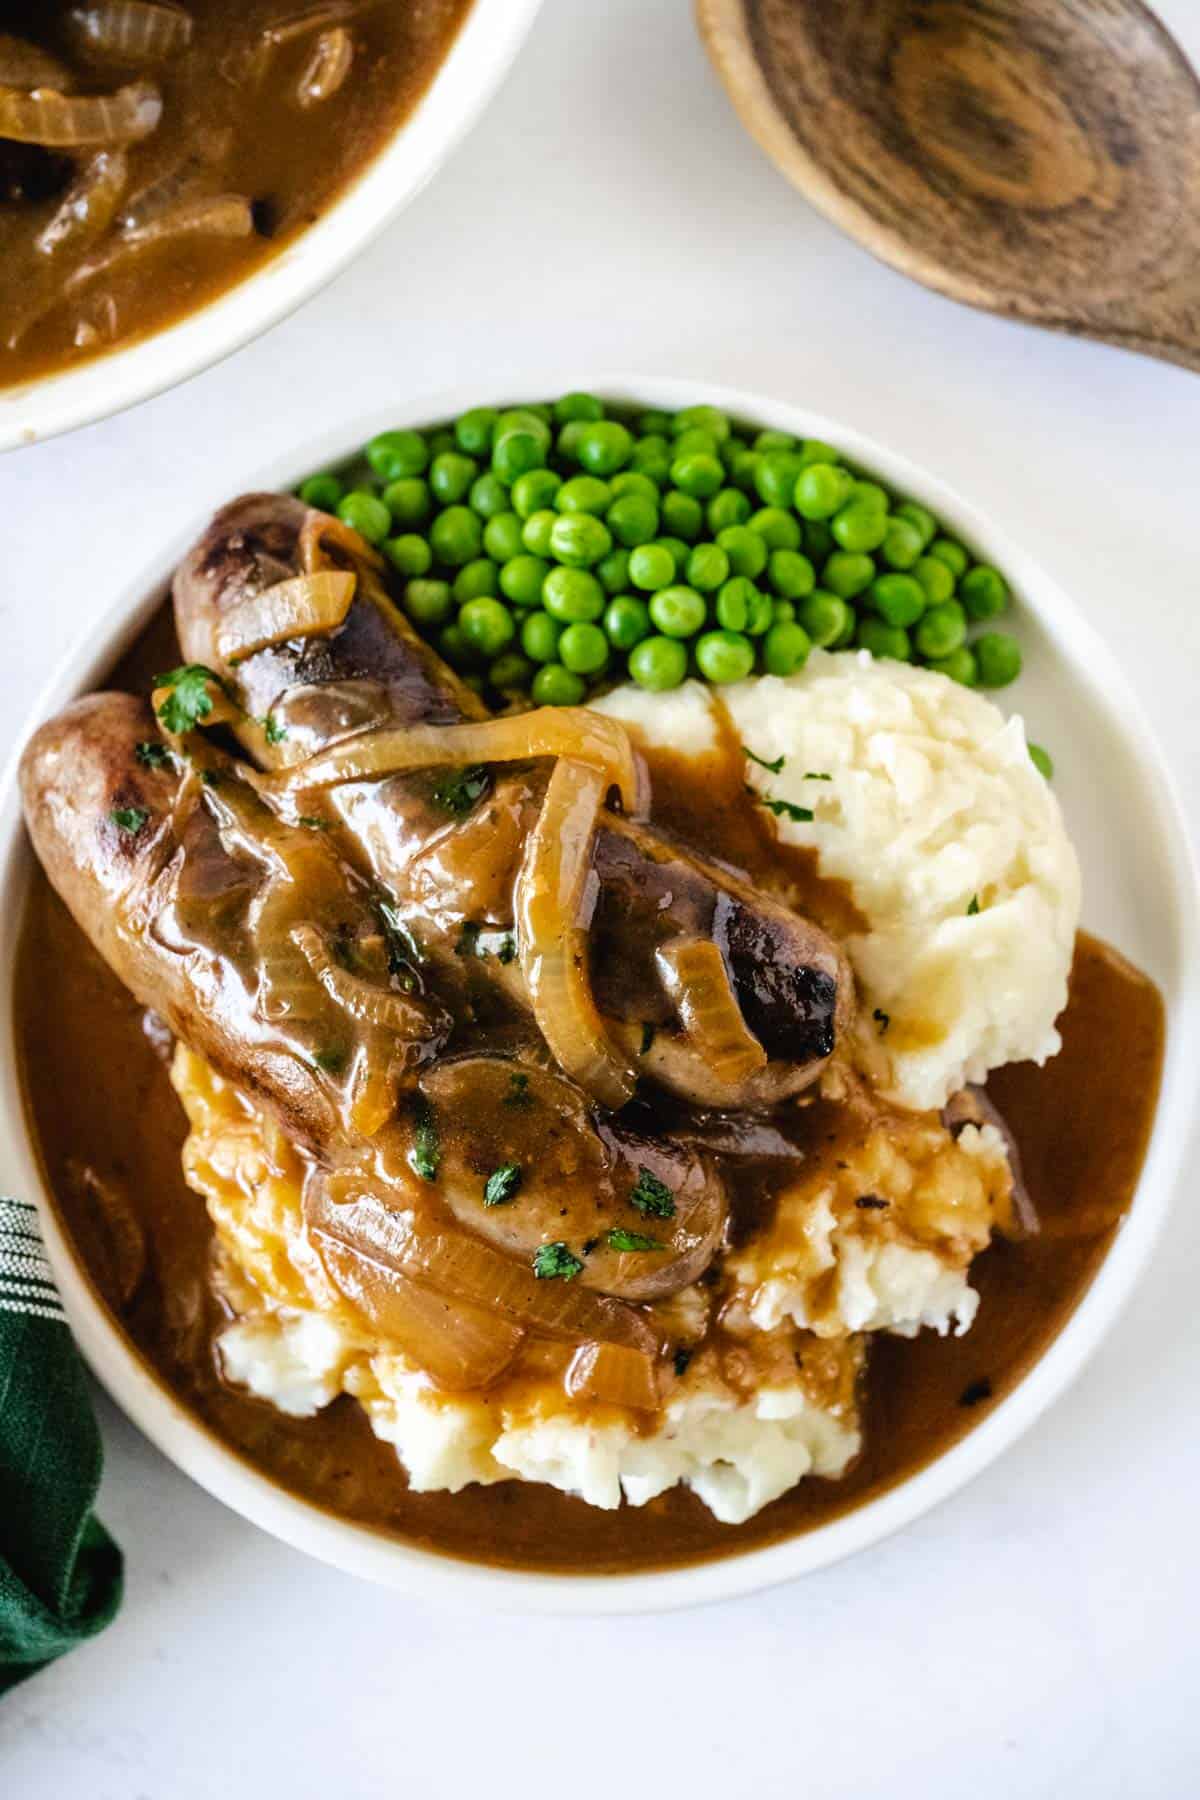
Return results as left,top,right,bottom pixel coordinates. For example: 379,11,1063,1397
3,2,1200,1794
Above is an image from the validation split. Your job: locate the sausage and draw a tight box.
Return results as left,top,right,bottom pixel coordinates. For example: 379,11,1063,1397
172,494,855,1110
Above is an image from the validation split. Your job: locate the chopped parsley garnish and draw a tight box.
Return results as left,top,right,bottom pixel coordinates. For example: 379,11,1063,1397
504,1071,533,1110
629,1167,675,1219
760,795,814,823
496,934,517,965
581,1236,600,1256
263,713,288,745
606,1227,663,1253
409,1098,440,1184
967,894,980,916
471,927,517,963
483,1163,522,1208
201,768,222,788
297,815,330,831
855,1194,889,1211
959,1377,993,1408
673,1347,693,1378
134,740,172,769
311,1047,345,1074
532,1242,583,1281
109,806,148,836
455,921,481,959
639,1022,655,1056
804,771,833,781
376,900,425,971
743,745,785,774
430,764,490,818
872,1008,890,1035
153,664,224,735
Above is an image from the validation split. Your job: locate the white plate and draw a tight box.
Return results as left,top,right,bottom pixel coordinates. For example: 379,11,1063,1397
1,375,1196,1612
0,0,544,452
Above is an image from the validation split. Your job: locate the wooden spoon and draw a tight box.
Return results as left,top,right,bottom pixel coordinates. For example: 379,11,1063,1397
697,0,1200,371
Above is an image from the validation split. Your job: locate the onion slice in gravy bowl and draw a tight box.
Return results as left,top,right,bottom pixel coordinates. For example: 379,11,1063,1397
1,378,1195,1613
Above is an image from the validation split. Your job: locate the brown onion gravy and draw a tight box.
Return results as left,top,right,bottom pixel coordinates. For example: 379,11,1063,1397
13,610,1165,1574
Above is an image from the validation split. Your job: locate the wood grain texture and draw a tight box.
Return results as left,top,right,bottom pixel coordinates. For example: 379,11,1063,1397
697,0,1200,371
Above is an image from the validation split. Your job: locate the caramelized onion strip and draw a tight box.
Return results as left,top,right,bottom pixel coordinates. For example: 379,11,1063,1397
251,710,641,815
517,757,638,1110
66,3,194,64
656,937,766,1083
0,80,161,146
290,923,444,1040
216,571,356,663
36,148,129,259
298,508,384,575
297,26,354,106
566,1341,659,1412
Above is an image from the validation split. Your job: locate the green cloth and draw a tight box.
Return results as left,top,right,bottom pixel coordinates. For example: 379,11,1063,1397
0,1196,122,1694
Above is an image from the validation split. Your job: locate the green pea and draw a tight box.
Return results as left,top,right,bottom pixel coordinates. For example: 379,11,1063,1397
461,672,486,695
656,537,691,575
607,492,660,547
649,585,707,638
929,537,968,577
610,471,660,502
857,618,912,662
554,392,605,424
974,631,1022,687
337,490,391,545
385,534,431,578
629,543,676,592
746,586,774,636
803,519,834,562
832,503,888,553
404,578,453,626
707,488,751,534
831,601,858,648
686,543,731,593
822,550,875,599
727,447,761,493
428,429,456,458
755,451,805,508
532,664,587,707
753,428,797,454
453,558,499,603
521,511,557,557
543,567,605,623
1028,742,1054,779
550,513,611,568
499,555,548,607
438,622,476,667
696,630,755,684
715,576,754,632
671,453,724,500
483,512,524,563
430,505,482,567
469,471,510,520
511,468,562,519
849,480,889,513
928,646,978,686
382,477,431,527
557,475,612,516
454,407,497,457
577,420,633,476
719,436,744,471
870,572,926,628
799,438,841,467
298,472,342,510
749,506,801,550
493,430,546,485
430,452,477,506
604,594,651,651
489,652,534,692
556,420,588,462
520,611,563,664
629,635,688,692
913,555,956,604
659,489,703,541
673,426,720,460
914,600,967,661
716,524,767,580
559,621,610,676
769,549,816,599
366,429,427,481
895,501,937,548
597,548,631,595
629,435,673,484
960,564,1010,620
496,408,550,444
459,597,515,658
762,621,812,677
799,589,850,648
773,600,796,624
880,517,924,570
675,404,731,444
638,410,672,436
793,462,853,521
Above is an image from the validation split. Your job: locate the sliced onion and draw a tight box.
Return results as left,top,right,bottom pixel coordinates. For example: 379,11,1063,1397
0,35,73,90
297,26,353,107
119,156,206,232
298,507,384,576
262,1,361,47
120,191,252,248
517,757,638,1111
566,1341,659,1412
72,291,120,348
290,923,445,1040
311,1179,659,1354
318,1235,524,1390
346,1055,396,1140
0,80,162,146
251,709,641,815
36,148,128,258
67,3,194,64
215,570,356,663
656,937,766,1084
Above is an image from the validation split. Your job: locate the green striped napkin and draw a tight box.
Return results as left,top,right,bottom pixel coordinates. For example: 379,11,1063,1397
0,1196,123,1695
